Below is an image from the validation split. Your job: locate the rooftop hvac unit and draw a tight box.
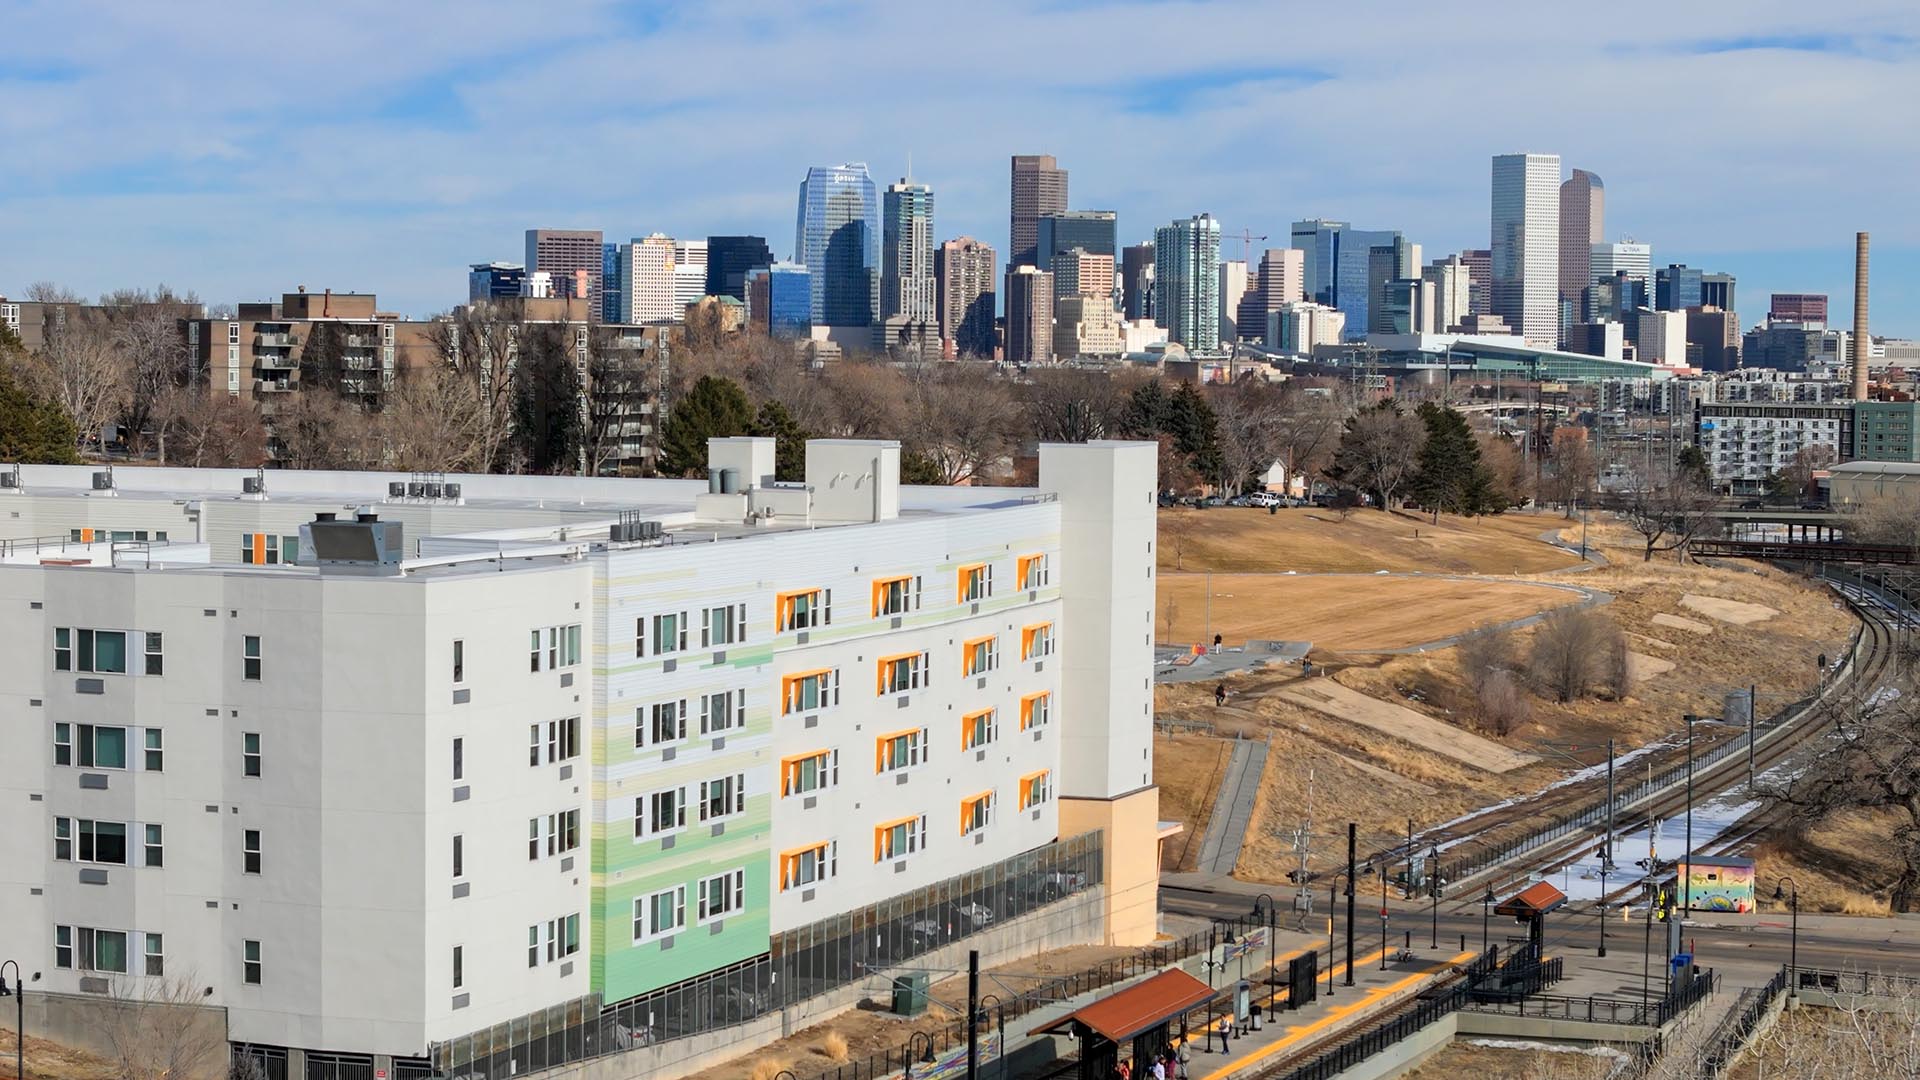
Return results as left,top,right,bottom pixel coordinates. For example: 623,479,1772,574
388,482,407,498
407,482,426,498
0,472,18,489
444,483,462,500
91,471,113,490
242,477,263,494
424,483,443,499
645,520,664,540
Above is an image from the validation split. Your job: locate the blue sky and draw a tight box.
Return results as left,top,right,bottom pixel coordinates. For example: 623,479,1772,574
2,0,1917,334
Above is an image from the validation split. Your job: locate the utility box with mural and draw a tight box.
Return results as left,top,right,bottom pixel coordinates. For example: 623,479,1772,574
1676,856,1756,914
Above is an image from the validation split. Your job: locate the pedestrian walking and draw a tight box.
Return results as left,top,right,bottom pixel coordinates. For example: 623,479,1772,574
1150,1054,1167,1080
1214,683,1226,707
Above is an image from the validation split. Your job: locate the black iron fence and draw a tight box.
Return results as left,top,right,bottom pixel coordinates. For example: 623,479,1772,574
430,832,1104,1079
1702,967,1788,1076
1272,953,1500,1080
1785,966,1920,996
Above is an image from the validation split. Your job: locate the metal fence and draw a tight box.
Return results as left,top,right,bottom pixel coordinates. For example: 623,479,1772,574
1428,621,1863,888
1702,966,1788,1076
1786,966,1920,996
1273,952,1502,1080
431,832,1104,1079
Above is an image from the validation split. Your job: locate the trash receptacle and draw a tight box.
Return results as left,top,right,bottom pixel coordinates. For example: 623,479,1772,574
1249,1004,1263,1031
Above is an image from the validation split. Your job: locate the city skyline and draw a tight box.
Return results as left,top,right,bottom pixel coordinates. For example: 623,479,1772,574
1,2,1917,332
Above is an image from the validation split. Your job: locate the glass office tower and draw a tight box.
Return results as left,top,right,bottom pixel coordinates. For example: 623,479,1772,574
747,262,813,340
795,164,880,328
1036,211,1118,272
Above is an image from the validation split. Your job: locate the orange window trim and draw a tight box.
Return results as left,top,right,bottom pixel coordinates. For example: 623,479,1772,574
875,727,920,771
1016,553,1043,586
1020,691,1050,730
873,815,918,861
875,651,920,694
781,669,833,713
775,588,819,630
871,574,911,616
1019,769,1050,807
1022,623,1052,659
779,842,828,889
955,562,986,603
962,634,994,676
961,709,993,749
960,791,993,834
780,750,828,794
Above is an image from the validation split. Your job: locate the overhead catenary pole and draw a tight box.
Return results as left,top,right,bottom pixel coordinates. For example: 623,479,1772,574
1684,714,1697,918
1346,823,1357,987
966,950,980,1080
1748,684,1758,794
1601,737,1613,958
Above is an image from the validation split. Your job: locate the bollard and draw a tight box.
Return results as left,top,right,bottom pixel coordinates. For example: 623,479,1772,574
1404,930,1411,950
1461,933,1467,952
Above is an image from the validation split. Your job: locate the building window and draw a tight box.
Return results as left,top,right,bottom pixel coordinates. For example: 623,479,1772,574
957,563,993,603
243,635,262,680
452,639,464,683
530,624,583,670
528,818,540,860
145,932,164,977
873,815,927,862
53,722,71,766
242,533,282,565
1017,553,1051,590
244,829,262,874
877,652,930,695
702,603,746,647
962,709,998,751
634,886,687,942
697,868,746,923
1020,692,1052,731
780,749,838,796
872,575,921,617
139,728,162,771
244,940,262,984
55,926,73,969
77,928,129,974
53,817,72,860
699,690,746,735
546,717,580,763
781,669,840,715
637,787,687,838
243,733,262,777
73,724,127,769
640,613,687,657
144,823,164,868
780,842,837,891
529,724,541,766
961,791,995,836
527,926,540,968
776,589,830,633
452,945,464,990
547,810,580,855
698,774,747,822
144,632,164,676
639,700,687,748
1019,770,1053,809
55,628,128,674
1021,623,1055,661
452,834,464,879
545,915,580,960
876,728,929,774
453,737,464,781
73,819,127,864
962,635,999,677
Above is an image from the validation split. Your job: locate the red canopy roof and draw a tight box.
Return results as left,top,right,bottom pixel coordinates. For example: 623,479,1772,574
1030,970,1215,1044
1495,880,1568,917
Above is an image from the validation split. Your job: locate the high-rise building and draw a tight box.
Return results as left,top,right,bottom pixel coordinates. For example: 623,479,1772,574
1009,155,1068,270
1589,242,1652,295
1052,249,1115,302
935,237,996,359
1235,248,1305,345
745,262,812,339
1423,256,1472,333
526,229,605,320
795,163,881,329
705,236,775,302
1460,249,1492,315
1771,293,1829,324
1637,309,1688,366
601,243,623,324
1702,273,1736,312
1268,302,1346,355
1053,296,1124,359
1154,214,1222,353
1289,219,1399,339
1558,169,1604,313
615,234,679,324
1656,265,1703,311
1005,266,1055,364
1035,211,1116,272
1365,237,1421,334
1218,260,1248,343
1490,152,1561,347
881,179,936,323
673,239,709,318
1,439,1156,1080
469,262,526,302
1121,244,1155,322
1686,306,1741,371
1381,278,1436,335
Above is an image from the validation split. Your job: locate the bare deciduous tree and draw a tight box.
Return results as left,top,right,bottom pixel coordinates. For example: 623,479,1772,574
427,303,522,472
20,308,127,448
906,366,1019,485
1787,686,1920,911
1208,381,1288,498
1326,401,1422,511
154,388,268,468
378,363,493,473
1542,427,1598,517
101,972,229,1080
1527,608,1627,703
1023,367,1135,443
99,285,201,453
276,390,377,470
1847,492,1920,552
1622,467,1720,562
581,328,664,476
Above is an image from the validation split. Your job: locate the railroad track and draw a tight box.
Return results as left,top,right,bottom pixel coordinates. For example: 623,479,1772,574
1370,568,1907,900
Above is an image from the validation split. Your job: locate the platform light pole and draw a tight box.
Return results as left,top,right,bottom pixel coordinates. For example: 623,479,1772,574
1482,886,1495,953
0,960,23,1080
1774,878,1801,999
1428,845,1443,949
1345,822,1358,987
1683,714,1698,917
1250,893,1278,985
1600,737,1613,959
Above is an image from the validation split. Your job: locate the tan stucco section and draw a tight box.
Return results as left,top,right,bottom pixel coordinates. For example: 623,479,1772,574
1060,786,1161,946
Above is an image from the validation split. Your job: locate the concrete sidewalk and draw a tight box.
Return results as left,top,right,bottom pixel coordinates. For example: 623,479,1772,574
1196,739,1268,875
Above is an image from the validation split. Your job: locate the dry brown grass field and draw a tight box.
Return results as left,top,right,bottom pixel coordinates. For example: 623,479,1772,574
1157,506,1583,575
1157,573,1582,652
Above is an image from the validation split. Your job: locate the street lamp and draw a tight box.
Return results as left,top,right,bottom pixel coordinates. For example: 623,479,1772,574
1,961,25,1080
976,995,1006,1080
1428,846,1444,950
1379,863,1390,970
1481,886,1496,954
1773,878,1801,999
906,1032,937,1080
1250,893,1278,986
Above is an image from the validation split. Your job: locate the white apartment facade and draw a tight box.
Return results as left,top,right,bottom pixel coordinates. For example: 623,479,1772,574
0,439,1158,1078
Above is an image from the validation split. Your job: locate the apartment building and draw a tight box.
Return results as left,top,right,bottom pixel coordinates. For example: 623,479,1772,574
1693,401,1853,492
0,438,1158,1079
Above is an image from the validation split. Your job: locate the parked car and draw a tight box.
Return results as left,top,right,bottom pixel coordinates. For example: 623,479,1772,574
1738,499,1765,509
1246,491,1282,508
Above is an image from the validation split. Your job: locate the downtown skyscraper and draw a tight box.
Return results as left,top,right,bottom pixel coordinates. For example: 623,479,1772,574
1154,214,1222,354
1491,152,1562,348
795,163,880,328
1008,155,1068,270
1558,169,1604,323
881,178,936,323
936,237,996,358
525,228,604,318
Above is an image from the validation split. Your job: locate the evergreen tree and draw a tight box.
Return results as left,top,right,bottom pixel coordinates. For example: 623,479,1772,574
748,400,809,482
658,375,753,477
1123,378,1223,489
1675,444,1711,489
900,449,945,485
509,323,584,474
0,346,81,464
1411,402,1498,520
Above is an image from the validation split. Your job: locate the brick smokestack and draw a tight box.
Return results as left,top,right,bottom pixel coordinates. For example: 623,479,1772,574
1853,231,1870,400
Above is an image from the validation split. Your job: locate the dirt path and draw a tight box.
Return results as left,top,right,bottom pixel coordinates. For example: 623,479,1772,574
1275,678,1537,772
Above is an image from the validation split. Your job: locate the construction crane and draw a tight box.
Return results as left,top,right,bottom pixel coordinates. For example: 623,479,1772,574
1225,228,1268,263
